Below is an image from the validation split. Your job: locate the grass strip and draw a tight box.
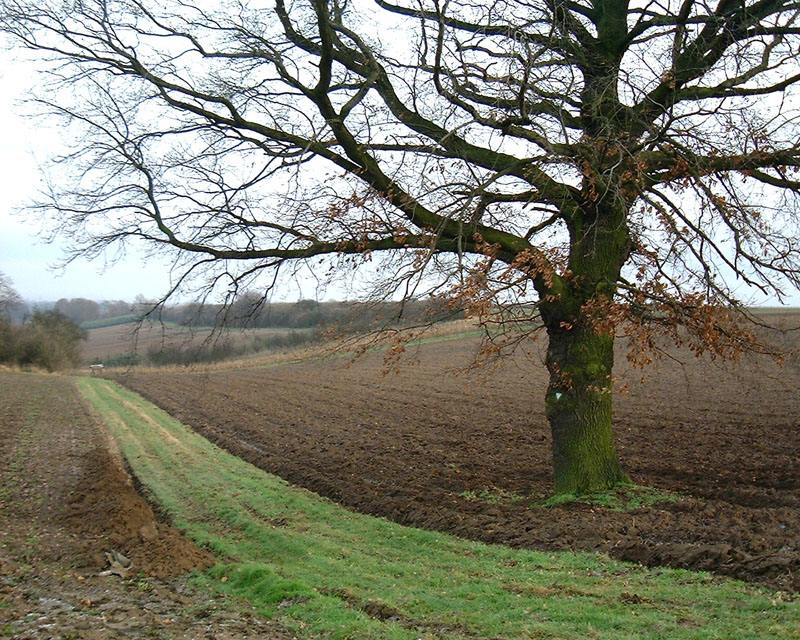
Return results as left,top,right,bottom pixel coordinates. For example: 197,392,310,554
76,376,798,640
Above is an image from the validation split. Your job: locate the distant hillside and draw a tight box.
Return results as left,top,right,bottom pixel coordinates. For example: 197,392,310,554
81,321,317,366
80,314,140,330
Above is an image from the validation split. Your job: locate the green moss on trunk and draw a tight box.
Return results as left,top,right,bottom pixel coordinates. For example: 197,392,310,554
545,325,629,495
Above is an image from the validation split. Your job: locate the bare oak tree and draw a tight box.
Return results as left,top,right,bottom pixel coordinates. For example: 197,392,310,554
4,0,800,493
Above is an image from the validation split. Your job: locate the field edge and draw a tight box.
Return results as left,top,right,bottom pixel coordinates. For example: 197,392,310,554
75,375,798,640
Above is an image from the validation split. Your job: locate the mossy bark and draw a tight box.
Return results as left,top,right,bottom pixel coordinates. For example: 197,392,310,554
538,196,632,495
544,323,629,495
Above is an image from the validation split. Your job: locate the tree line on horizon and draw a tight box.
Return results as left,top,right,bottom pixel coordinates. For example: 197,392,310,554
3,291,463,331
148,294,463,332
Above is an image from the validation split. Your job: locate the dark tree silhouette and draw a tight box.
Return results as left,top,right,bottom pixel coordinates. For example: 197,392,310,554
4,0,800,492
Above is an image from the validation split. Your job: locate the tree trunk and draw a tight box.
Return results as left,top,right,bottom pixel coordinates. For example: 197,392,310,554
535,181,632,494
544,322,629,495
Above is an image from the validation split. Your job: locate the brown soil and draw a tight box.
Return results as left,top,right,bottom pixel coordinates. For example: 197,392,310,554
116,332,800,594
0,371,295,639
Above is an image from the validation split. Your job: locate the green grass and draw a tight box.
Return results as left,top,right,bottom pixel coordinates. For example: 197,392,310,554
76,377,799,640
537,484,688,511
457,484,685,512
80,314,140,329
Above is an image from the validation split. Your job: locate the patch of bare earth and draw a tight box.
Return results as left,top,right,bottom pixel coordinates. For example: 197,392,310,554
0,371,295,639
117,329,800,594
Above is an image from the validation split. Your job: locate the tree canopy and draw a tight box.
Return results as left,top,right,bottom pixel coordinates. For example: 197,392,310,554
4,0,800,492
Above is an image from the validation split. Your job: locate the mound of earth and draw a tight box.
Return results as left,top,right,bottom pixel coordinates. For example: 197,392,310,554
0,372,295,639
60,442,214,579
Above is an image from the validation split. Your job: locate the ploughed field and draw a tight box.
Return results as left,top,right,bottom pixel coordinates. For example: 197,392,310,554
116,329,800,593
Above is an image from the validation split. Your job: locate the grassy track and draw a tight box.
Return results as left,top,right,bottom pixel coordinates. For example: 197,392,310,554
76,377,798,640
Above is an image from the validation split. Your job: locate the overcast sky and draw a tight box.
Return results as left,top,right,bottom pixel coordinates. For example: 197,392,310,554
0,45,178,303
0,44,334,305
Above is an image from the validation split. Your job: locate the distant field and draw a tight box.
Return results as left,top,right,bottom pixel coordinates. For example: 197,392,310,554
81,317,482,368
79,306,799,367
749,306,800,315
81,321,312,364
80,314,140,330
